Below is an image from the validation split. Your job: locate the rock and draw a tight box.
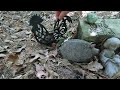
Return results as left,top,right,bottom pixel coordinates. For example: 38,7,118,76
100,37,120,77
77,18,120,44
87,13,98,24
59,39,99,63
105,61,119,77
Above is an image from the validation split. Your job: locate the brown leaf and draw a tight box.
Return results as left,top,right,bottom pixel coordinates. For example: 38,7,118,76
7,53,19,63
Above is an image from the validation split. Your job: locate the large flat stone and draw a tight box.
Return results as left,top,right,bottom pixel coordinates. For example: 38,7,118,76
77,19,120,44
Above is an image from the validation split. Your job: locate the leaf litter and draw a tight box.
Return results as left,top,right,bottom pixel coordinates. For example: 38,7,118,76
0,11,119,79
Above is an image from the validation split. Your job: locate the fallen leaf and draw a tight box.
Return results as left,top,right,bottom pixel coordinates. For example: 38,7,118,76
51,43,57,49
11,35,18,39
35,63,44,72
14,45,26,53
3,46,10,49
0,29,3,33
0,54,6,58
48,49,58,58
7,53,19,62
29,54,40,63
87,60,103,72
12,75,22,79
112,71,120,79
60,59,71,66
44,64,59,79
25,31,32,35
36,71,49,79
11,65,26,76
86,73,97,79
14,51,25,65
16,27,23,32
0,64,4,70
5,61,13,68
15,59,24,65
0,46,6,53
21,70,34,79
4,40,14,44
74,67,85,79
35,63,49,79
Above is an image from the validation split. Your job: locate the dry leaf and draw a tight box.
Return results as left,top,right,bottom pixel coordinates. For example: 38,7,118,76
14,45,26,53
6,61,13,68
12,75,22,79
29,54,40,63
0,54,6,58
4,40,14,44
25,31,32,35
35,63,44,72
48,49,58,58
86,73,97,79
21,70,34,79
7,53,19,62
14,51,25,65
74,67,85,79
11,65,26,76
0,46,6,53
112,71,120,79
15,59,24,65
0,64,4,69
36,71,49,79
61,59,71,66
0,29,3,33
87,61,103,72
35,63,49,79
11,35,18,39
44,64,59,79
3,46,9,49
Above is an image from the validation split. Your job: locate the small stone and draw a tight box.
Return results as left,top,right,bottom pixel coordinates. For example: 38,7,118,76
87,13,98,24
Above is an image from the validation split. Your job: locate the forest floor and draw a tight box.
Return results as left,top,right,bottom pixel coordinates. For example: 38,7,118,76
0,11,120,79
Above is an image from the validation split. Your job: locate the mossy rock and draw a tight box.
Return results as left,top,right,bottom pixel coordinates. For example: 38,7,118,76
87,13,98,24
77,18,120,44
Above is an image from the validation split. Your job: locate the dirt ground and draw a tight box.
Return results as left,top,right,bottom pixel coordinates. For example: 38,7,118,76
0,11,120,79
